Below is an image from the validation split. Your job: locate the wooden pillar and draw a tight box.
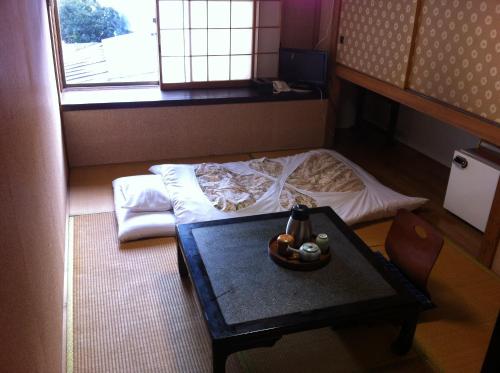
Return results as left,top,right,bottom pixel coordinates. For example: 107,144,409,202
324,0,342,148
479,180,500,268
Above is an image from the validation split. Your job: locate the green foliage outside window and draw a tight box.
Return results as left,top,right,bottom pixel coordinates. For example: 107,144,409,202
59,0,129,43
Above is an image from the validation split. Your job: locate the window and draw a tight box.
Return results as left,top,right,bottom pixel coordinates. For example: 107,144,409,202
52,0,281,89
55,0,159,85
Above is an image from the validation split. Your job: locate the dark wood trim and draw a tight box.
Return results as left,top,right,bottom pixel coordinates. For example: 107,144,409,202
403,0,423,89
155,0,163,87
251,0,257,78
479,180,500,268
46,0,65,91
336,64,500,146
161,80,251,91
60,86,325,111
323,0,343,148
65,81,159,89
312,0,322,47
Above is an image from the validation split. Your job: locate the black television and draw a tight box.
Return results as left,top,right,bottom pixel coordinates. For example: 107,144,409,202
279,48,328,87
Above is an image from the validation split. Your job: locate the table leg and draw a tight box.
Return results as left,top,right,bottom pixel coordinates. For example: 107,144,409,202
392,312,418,355
212,336,281,373
177,244,188,278
212,342,230,373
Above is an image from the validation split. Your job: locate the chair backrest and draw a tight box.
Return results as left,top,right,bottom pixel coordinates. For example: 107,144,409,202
385,209,444,293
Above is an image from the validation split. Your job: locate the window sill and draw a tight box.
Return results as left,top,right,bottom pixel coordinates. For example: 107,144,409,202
60,85,327,111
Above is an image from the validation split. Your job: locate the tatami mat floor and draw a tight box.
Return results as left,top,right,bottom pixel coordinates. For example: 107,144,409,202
69,212,500,372
70,213,434,373
68,134,500,371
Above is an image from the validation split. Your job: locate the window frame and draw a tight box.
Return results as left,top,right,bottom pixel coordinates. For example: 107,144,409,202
50,0,161,88
49,0,281,90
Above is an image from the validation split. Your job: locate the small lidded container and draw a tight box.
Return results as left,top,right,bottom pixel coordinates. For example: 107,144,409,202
277,234,294,257
315,233,329,254
298,242,321,262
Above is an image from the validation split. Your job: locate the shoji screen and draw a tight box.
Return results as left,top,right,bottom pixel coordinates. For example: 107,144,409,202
157,0,281,86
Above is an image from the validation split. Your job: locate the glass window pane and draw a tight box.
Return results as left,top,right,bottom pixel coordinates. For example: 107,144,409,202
160,30,185,57
191,29,208,55
257,1,281,27
208,56,230,81
254,53,278,78
192,56,208,81
162,57,186,83
231,28,252,55
230,55,252,80
57,0,158,84
231,2,253,28
208,29,230,55
256,28,280,53
159,1,184,29
208,1,230,28
191,1,207,28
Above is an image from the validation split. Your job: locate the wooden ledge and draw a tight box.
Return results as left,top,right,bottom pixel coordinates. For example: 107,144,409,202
335,64,500,146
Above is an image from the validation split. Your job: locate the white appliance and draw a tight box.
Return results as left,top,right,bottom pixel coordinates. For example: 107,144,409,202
444,148,499,232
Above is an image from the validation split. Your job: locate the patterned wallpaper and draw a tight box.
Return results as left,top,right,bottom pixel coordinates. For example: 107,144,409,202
337,0,419,88
409,0,500,123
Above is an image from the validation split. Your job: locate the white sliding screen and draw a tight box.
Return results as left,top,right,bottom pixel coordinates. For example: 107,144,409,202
157,0,281,88
253,0,281,79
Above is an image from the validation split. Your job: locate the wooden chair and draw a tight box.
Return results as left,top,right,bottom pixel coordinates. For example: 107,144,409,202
385,209,444,295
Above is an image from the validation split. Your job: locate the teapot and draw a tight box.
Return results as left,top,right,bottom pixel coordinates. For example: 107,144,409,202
288,242,321,262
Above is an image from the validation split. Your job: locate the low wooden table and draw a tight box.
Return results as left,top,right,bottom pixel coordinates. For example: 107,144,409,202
176,207,420,372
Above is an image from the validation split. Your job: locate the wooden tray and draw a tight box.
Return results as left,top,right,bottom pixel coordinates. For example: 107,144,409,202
268,235,331,271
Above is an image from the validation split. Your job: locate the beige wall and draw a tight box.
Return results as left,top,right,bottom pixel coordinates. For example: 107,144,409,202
63,100,328,167
0,1,67,372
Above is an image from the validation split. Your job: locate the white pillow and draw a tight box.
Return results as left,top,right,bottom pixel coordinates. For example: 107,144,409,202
120,175,172,212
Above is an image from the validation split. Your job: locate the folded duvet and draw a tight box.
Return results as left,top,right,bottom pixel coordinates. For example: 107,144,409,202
150,149,427,226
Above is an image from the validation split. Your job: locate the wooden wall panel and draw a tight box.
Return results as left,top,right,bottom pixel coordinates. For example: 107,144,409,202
337,0,419,88
63,100,328,167
409,0,500,124
492,241,500,275
0,0,67,372
281,0,321,49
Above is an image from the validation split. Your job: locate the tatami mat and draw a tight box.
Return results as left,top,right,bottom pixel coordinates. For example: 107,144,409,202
71,212,433,373
72,212,242,372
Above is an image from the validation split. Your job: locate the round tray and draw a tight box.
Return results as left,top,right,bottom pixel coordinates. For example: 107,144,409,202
268,235,331,271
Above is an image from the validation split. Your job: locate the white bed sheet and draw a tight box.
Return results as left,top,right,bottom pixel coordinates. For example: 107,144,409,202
112,175,176,242
150,149,427,226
